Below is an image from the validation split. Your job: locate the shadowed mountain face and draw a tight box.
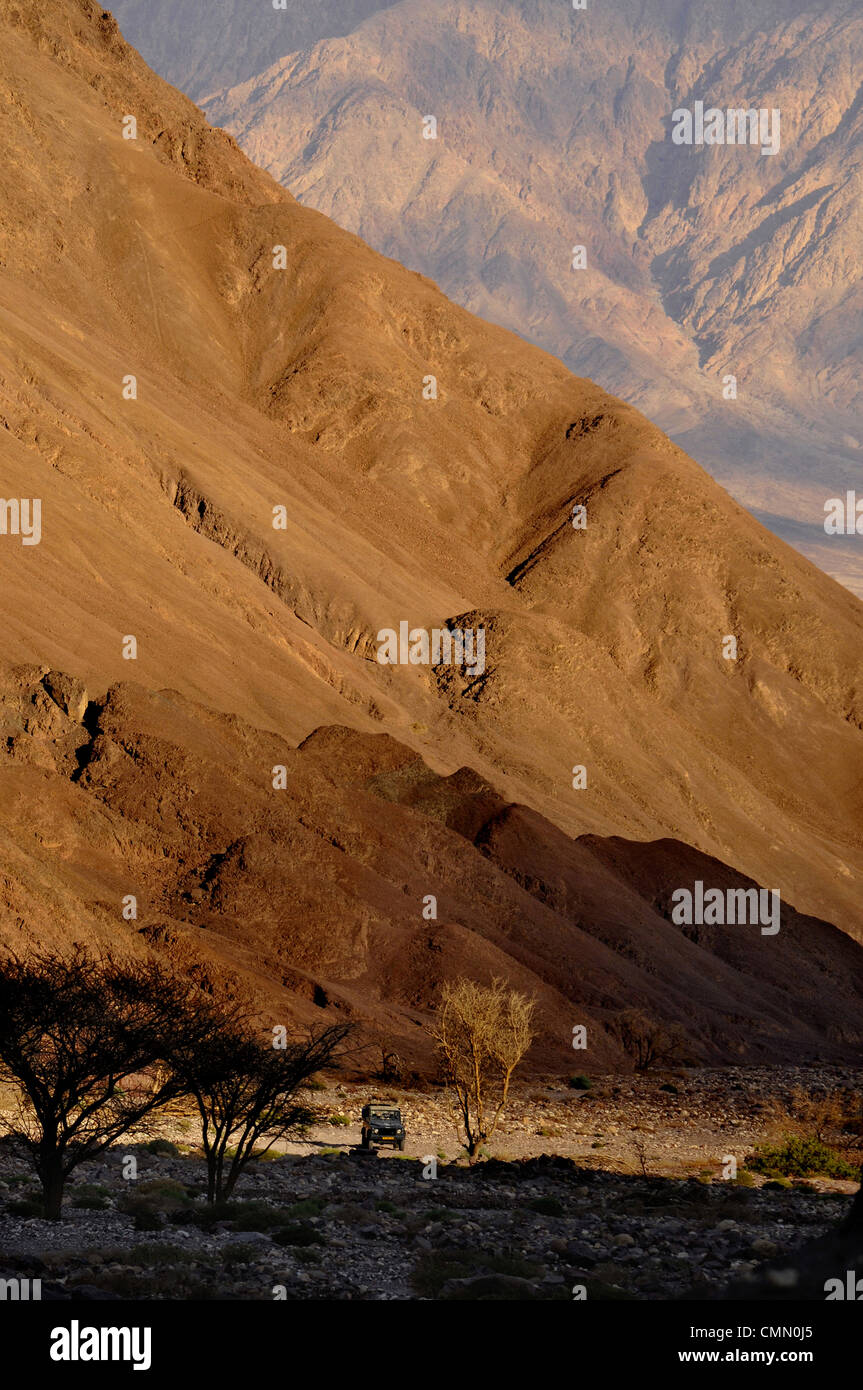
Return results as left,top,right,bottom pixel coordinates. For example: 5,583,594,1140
4,665,863,1069
111,0,863,594
1,0,862,1065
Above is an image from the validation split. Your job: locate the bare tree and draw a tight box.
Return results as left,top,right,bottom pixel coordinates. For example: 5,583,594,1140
0,949,224,1219
365,1027,403,1084
614,1009,685,1072
171,1023,352,1202
433,977,535,1159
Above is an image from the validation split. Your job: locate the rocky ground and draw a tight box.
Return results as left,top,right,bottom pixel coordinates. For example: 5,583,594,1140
0,1066,859,1301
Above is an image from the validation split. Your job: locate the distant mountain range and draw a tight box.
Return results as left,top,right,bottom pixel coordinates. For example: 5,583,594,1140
111,0,863,594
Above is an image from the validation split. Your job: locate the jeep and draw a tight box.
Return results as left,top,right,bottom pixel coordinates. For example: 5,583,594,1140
360,1101,406,1150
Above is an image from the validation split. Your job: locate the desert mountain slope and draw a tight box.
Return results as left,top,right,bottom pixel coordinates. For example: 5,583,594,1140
0,0,862,1049
3,663,862,1069
112,0,863,591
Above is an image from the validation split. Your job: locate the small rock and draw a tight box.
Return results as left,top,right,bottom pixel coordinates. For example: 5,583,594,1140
751,1238,779,1257
42,671,88,722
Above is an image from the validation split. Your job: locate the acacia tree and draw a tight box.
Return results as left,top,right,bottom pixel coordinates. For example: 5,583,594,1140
614,1009,685,1072
0,949,227,1219
364,1027,403,1083
170,1022,352,1203
433,977,535,1159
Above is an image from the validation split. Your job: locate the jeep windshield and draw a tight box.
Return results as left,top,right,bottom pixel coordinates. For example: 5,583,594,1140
369,1110,400,1124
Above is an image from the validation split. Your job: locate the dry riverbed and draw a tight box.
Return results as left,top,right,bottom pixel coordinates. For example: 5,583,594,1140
0,1066,859,1300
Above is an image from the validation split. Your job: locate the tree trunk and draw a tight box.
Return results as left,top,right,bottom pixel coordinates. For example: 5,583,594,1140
222,1160,243,1202
41,1160,65,1221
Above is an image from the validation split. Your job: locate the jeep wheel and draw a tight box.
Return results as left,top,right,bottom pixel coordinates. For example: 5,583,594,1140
360,1132,369,1150
398,1138,405,1151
